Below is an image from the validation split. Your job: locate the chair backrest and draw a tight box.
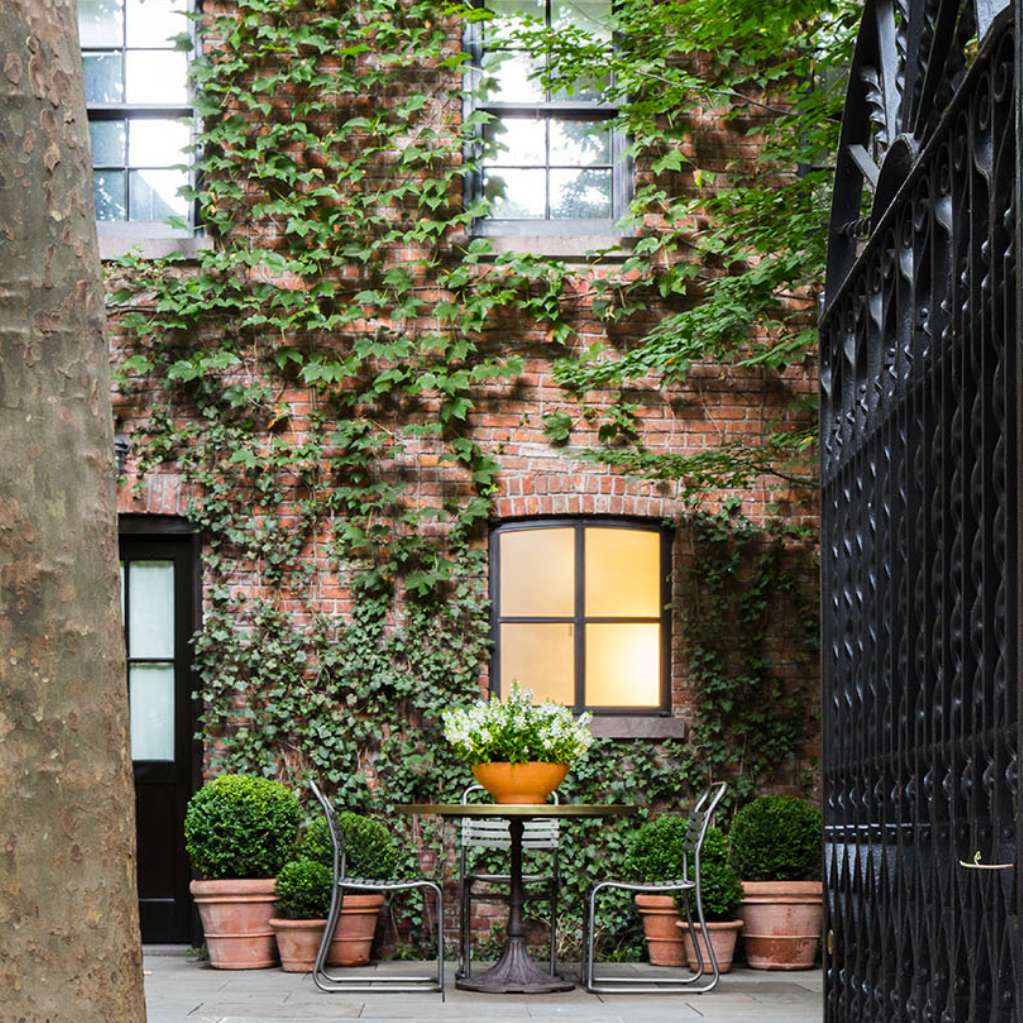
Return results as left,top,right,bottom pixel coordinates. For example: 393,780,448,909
309,779,348,879
680,781,727,879
459,784,560,850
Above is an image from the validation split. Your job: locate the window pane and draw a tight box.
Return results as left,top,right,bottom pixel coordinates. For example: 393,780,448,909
129,169,189,221
500,623,574,704
129,119,191,166
128,560,174,658
125,50,188,103
550,118,610,165
84,53,124,103
585,527,661,617
94,170,127,220
481,50,544,103
552,0,612,38
484,0,544,45
485,168,546,219
499,527,575,615
126,0,188,47
129,663,175,761
485,117,546,166
550,167,611,218
585,623,660,707
79,0,124,48
90,119,126,166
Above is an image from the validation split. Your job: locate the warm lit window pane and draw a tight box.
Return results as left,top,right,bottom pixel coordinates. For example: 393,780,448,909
550,168,611,218
484,168,546,219
79,0,124,48
585,623,660,706
485,117,547,166
126,0,188,48
125,50,188,103
500,623,574,704
128,560,175,658
585,527,661,617
500,527,575,615
129,663,175,761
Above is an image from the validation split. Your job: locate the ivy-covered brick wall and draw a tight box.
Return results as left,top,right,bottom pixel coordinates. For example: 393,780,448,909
105,0,824,958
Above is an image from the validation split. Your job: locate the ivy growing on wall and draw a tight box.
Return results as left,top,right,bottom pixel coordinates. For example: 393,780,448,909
109,0,830,956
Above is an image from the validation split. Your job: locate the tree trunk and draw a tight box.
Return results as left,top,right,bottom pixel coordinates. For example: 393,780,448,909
0,2,147,1020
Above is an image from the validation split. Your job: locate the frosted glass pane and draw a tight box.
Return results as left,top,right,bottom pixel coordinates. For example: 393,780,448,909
585,527,661,617
129,169,189,221
129,560,174,657
484,168,546,219
485,117,546,166
126,0,187,47
125,50,188,103
84,53,124,103
500,623,574,704
130,663,175,761
129,119,191,166
499,528,575,616
481,50,544,103
90,119,127,166
79,0,124,48
585,623,660,707
94,170,126,220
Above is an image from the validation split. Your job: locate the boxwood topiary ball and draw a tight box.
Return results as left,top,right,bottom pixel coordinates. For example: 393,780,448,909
300,810,399,880
728,795,822,882
184,774,302,880
274,858,333,920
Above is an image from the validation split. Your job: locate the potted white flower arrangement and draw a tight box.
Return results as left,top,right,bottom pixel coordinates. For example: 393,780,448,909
442,683,594,803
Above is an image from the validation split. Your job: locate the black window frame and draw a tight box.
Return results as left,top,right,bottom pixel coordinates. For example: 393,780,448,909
463,0,632,237
490,517,673,715
81,0,199,237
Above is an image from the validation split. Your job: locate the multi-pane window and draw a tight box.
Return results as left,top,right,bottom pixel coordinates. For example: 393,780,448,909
79,0,194,230
492,520,670,712
467,1,627,232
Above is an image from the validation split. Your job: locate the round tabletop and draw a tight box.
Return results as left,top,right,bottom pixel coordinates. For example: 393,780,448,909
395,803,636,818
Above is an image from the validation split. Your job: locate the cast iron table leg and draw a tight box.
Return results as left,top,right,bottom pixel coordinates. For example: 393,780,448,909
455,817,574,993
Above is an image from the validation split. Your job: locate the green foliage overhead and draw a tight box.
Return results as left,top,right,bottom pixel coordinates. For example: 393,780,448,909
275,858,333,920
729,795,822,881
184,775,302,880
301,811,400,880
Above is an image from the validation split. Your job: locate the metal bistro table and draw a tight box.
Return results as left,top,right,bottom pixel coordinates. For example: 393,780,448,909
397,802,635,994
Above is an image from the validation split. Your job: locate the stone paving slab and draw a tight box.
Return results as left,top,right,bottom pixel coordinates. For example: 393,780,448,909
144,949,821,1022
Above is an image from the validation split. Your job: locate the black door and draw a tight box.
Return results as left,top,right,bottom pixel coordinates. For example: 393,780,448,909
119,532,198,943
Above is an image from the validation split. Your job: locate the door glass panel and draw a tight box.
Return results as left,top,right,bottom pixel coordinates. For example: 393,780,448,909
585,527,661,617
128,560,174,657
500,623,574,704
585,623,660,706
129,663,175,761
499,527,575,616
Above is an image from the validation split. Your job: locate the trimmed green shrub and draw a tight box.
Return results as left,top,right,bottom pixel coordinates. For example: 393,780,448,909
275,858,333,919
680,827,743,921
184,774,301,880
729,795,822,881
301,810,399,880
623,815,688,883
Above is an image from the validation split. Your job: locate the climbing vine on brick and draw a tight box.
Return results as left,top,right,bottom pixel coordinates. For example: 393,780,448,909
109,0,831,956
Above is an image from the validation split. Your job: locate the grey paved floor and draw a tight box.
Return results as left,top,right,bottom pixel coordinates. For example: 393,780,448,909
144,948,821,1023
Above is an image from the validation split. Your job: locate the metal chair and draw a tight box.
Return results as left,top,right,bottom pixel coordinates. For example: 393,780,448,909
309,780,445,995
457,784,561,980
583,781,728,994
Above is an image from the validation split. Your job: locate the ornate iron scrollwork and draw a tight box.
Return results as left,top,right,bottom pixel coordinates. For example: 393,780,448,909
820,2,1018,1021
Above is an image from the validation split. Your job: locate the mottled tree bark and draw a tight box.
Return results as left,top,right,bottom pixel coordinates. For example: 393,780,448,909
0,2,147,1020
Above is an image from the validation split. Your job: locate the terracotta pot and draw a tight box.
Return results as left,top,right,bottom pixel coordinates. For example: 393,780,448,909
269,894,385,972
739,880,823,970
635,893,685,967
677,919,743,973
190,878,278,969
472,761,567,804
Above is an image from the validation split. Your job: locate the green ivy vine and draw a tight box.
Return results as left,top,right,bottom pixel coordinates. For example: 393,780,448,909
108,0,824,957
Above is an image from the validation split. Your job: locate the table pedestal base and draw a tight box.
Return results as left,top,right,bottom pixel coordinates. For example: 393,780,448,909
455,937,574,994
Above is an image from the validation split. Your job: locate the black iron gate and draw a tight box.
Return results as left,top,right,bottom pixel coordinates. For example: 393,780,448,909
820,2,1019,1021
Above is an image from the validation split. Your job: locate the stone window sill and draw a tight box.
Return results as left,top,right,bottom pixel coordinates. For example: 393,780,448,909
99,234,214,262
480,235,637,262
590,715,687,740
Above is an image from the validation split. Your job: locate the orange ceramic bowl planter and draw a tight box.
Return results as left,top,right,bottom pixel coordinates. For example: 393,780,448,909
270,893,385,972
472,762,567,804
678,919,743,973
190,878,279,969
738,880,823,969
